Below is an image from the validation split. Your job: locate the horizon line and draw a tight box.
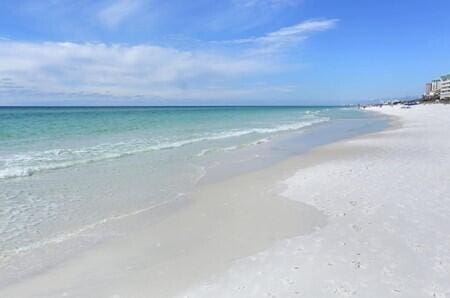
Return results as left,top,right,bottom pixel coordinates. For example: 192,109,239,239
0,104,351,108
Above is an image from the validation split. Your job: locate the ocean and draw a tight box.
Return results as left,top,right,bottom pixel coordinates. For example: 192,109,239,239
0,106,386,284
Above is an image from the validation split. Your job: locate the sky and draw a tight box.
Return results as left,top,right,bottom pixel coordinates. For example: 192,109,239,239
0,0,449,106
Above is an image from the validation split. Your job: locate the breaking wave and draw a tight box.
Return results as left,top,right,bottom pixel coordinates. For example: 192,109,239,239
0,117,329,179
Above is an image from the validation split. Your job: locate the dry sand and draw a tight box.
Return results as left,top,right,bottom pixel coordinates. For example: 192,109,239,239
180,104,450,297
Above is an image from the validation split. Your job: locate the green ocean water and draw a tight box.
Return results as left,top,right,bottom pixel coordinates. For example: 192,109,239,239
0,106,338,179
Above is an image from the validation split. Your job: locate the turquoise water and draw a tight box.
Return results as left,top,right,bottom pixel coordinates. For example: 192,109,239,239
0,106,382,284
0,107,333,179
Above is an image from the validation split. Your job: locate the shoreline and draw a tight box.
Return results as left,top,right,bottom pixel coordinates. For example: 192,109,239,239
197,109,389,186
0,108,387,288
182,104,450,297
0,107,415,297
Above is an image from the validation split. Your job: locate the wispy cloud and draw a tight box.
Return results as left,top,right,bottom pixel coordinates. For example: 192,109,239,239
237,0,301,9
0,4,338,104
225,19,339,45
98,0,142,28
0,41,270,103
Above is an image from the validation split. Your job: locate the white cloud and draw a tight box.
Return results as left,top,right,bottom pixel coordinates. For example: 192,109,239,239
237,0,301,9
0,17,338,104
98,0,142,28
265,19,338,40
227,19,339,45
0,41,269,101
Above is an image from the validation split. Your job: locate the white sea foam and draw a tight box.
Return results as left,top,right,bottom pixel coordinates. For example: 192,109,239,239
197,137,271,157
0,117,329,179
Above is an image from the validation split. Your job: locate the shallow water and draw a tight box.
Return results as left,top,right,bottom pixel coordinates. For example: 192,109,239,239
0,106,386,285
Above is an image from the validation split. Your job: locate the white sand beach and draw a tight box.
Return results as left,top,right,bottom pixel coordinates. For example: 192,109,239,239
179,104,450,297
1,104,450,298
2,1,449,297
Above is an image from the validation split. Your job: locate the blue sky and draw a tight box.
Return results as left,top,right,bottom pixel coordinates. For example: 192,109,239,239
0,0,449,105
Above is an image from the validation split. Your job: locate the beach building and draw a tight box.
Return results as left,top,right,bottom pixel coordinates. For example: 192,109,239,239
425,83,432,96
424,77,445,100
431,79,442,93
440,74,450,100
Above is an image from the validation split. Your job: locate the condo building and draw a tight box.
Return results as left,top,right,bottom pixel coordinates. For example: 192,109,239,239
431,79,441,94
424,75,450,100
425,83,432,95
440,74,450,100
